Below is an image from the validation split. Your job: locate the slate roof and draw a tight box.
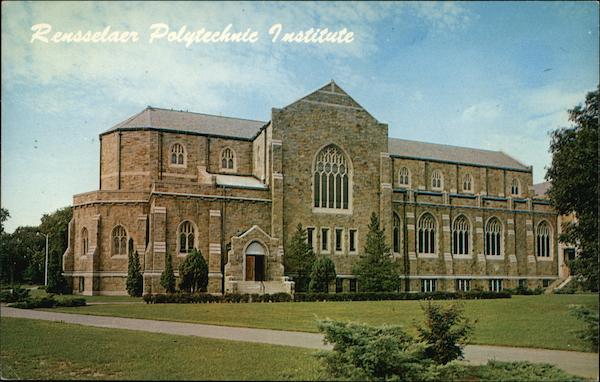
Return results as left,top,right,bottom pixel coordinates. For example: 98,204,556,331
388,138,531,172
103,107,266,140
533,181,551,196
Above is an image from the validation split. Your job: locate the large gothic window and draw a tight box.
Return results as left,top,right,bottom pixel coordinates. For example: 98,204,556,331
313,145,351,210
170,143,185,166
418,213,436,255
511,178,520,196
536,221,551,258
485,218,502,256
393,213,401,253
431,170,443,190
398,167,410,187
221,148,235,170
452,215,470,255
112,225,127,256
179,221,195,254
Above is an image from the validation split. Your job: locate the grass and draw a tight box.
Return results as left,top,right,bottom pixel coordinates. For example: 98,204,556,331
0,317,323,380
49,294,598,352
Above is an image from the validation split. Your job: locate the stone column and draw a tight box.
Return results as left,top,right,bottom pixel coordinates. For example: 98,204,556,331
146,206,166,293
474,215,486,275
271,139,284,240
208,209,223,293
526,217,537,275
506,217,518,278
380,152,392,248
406,210,418,275
442,213,453,278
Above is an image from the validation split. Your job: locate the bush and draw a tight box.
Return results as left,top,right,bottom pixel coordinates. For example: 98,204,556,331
142,292,293,304
474,360,585,381
46,252,71,294
178,249,208,293
160,252,176,293
0,286,30,303
570,305,599,351
55,297,87,307
126,250,143,297
507,285,544,295
293,290,511,302
308,256,336,293
417,301,473,364
9,296,57,309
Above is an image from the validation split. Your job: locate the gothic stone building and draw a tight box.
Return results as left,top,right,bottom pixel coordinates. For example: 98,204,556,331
63,81,559,295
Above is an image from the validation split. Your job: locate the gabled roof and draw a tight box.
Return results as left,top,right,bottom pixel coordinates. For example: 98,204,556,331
533,181,551,196
388,137,531,172
103,107,266,140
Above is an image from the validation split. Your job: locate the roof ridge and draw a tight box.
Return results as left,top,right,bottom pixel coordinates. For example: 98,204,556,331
148,106,267,124
389,136,505,155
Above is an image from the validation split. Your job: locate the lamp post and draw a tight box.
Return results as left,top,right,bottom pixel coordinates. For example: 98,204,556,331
37,232,49,286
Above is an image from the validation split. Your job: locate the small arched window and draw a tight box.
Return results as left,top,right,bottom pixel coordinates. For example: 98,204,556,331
179,221,195,254
170,143,185,166
511,178,520,196
418,213,436,255
393,213,401,253
536,221,551,258
431,170,443,190
221,148,235,170
112,225,127,255
398,167,410,187
485,218,502,256
313,145,351,210
452,216,470,255
81,228,89,256
462,173,473,193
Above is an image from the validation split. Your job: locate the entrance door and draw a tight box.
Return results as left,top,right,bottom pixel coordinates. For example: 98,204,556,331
246,256,255,281
245,241,266,282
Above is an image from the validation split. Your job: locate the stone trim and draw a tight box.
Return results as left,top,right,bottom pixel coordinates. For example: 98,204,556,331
272,173,283,180
152,191,271,203
153,241,166,252
64,271,127,277
381,183,392,189
74,199,148,207
271,139,282,146
162,172,196,179
101,171,151,179
153,206,167,214
209,209,221,217
403,275,558,280
300,99,363,111
390,200,558,216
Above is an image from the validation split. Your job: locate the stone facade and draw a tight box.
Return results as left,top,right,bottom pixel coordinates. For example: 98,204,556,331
63,81,559,295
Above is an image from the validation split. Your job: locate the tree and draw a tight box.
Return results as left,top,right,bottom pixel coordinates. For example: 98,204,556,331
38,206,73,262
546,86,599,291
0,226,43,285
417,301,473,365
126,250,143,297
309,256,336,293
160,252,176,293
353,213,400,292
46,250,71,294
0,208,9,234
284,223,316,292
178,249,208,293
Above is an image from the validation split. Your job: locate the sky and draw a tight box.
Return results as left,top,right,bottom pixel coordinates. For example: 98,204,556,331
1,1,598,233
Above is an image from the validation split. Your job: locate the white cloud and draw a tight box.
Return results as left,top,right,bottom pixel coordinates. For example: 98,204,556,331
462,101,502,121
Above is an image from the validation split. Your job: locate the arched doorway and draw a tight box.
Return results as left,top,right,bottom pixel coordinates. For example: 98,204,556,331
245,241,266,281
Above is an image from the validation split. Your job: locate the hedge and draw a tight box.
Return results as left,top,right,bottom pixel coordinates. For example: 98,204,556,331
0,287,30,303
8,296,87,309
142,290,510,304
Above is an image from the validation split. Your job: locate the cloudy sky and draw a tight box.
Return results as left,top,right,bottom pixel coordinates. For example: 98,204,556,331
2,1,598,233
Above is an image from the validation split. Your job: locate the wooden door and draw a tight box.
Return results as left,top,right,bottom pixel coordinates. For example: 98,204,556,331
246,256,255,281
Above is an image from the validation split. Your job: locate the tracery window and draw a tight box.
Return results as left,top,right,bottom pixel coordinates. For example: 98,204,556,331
431,170,443,190
485,218,502,256
462,173,473,192
418,213,436,255
313,145,351,210
398,167,410,187
452,215,470,255
112,225,127,256
170,143,185,166
81,228,89,256
179,221,195,254
221,148,235,170
393,213,401,253
511,178,520,196
536,221,551,258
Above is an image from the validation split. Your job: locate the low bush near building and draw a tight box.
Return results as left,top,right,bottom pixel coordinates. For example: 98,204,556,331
142,292,293,304
294,290,511,302
0,286,30,302
8,295,86,309
505,285,544,295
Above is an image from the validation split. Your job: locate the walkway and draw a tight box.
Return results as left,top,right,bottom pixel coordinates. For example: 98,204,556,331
2,307,598,379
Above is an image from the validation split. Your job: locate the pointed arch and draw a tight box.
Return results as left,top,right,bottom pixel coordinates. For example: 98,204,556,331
418,213,436,255
511,178,521,196
81,227,89,256
431,169,443,190
462,173,473,193
220,147,236,171
536,220,552,258
111,225,128,256
313,144,352,211
452,215,471,255
178,220,196,254
393,213,401,253
169,142,186,167
398,167,411,187
484,217,503,256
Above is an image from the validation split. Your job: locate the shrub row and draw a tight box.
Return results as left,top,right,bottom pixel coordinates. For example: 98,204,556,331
505,287,544,295
8,296,86,309
294,290,511,302
143,292,293,304
0,287,30,303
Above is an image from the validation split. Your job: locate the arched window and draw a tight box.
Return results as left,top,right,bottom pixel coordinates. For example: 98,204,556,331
170,143,185,166
462,173,473,193
452,215,470,255
511,178,520,196
221,148,235,170
81,228,89,256
398,167,410,187
393,213,401,253
536,221,551,258
112,225,127,255
431,170,443,190
418,213,436,255
485,218,502,256
179,221,195,254
313,145,351,210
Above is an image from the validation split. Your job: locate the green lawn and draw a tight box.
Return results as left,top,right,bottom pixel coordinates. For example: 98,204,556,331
0,317,323,380
49,294,598,352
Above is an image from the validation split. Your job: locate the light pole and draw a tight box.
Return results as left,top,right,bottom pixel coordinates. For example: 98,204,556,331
37,232,49,286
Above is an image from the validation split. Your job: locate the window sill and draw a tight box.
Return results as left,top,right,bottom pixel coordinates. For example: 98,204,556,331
220,168,237,173
485,256,505,260
452,254,472,260
418,253,438,259
169,164,187,169
348,251,357,255
537,257,553,261
178,253,189,257
312,207,353,215
111,255,127,259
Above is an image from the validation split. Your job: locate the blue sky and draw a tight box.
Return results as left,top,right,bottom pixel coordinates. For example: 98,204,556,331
2,1,598,233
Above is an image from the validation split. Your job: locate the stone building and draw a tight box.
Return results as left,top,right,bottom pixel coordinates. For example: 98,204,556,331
63,81,559,295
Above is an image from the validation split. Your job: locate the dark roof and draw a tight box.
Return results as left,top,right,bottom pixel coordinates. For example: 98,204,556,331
103,107,266,140
388,138,531,172
533,181,551,196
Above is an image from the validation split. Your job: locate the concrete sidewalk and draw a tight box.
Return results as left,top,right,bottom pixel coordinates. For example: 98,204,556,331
2,307,598,379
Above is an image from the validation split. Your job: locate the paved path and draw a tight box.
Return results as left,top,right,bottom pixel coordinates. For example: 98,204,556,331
2,307,598,379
